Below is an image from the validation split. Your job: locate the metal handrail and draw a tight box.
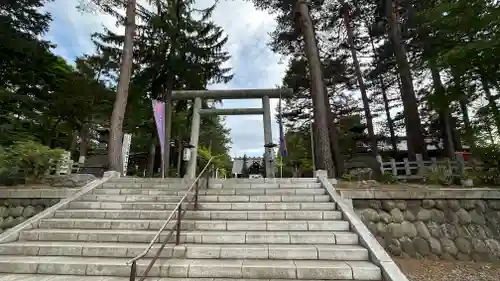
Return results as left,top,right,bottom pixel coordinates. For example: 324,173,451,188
128,155,220,281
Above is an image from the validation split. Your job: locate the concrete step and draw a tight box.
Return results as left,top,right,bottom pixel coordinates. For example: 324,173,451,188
68,201,336,211
211,183,322,189
101,182,320,189
54,209,343,220
93,188,326,196
78,195,331,203
38,219,350,231
0,276,367,281
19,229,359,244
0,241,369,260
0,256,380,279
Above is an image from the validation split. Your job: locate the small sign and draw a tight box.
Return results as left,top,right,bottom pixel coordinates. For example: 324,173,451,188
183,147,191,161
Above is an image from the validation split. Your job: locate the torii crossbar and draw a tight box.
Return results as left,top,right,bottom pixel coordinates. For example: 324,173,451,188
172,88,293,179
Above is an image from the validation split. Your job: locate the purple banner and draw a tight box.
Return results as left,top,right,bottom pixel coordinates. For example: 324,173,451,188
152,99,165,158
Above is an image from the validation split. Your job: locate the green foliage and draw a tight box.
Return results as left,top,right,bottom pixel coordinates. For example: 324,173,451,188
421,166,453,185
379,172,398,184
0,141,65,184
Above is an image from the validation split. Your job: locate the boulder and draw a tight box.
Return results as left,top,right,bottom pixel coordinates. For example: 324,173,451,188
430,209,445,224
402,221,417,237
427,221,444,238
359,208,380,223
400,237,417,257
390,208,404,223
487,200,500,210
455,237,472,254
376,222,387,235
0,216,14,229
461,200,476,210
471,238,488,254
379,210,393,224
422,199,435,209
413,237,430,255
469,210,486,225
435,200,447,210
440,238,458,255
414,221,431,239
428,237,442,255
395,200,407,210
9,206,24,217
0,206,8,218
457,208,472,224
417,209,431,222
382,200,396,212
444,209,459,224
388,223,404,238
448,200,461,211
475,200,487,212
403,210,416,222
22,206,37,218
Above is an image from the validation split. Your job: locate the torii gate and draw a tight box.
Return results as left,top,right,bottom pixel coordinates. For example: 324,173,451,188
171,88,293,178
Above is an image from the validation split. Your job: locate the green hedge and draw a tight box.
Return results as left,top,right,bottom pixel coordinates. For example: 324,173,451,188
0,141,65,185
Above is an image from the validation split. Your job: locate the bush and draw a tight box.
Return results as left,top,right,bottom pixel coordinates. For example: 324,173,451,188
0,141,65,184
380,172,398,184
421,165,453,185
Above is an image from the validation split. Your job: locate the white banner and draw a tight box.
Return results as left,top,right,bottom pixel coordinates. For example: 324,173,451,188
121,133,132,176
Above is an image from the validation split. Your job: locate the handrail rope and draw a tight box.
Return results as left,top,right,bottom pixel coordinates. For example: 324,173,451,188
127,154,223,265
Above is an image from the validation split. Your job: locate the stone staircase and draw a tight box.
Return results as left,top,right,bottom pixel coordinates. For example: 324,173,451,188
0,177,382,280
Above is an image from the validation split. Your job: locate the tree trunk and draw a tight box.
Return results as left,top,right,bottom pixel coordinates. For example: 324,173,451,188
69,130,78,155
428,60,455,158
479,70,500,133
452,70,475,151
79,123,89,163
324,98,344,176
385,0,426,158
147,135,156,177
367,31,398,156
341,2,378,157
295,0,335,177
108,0,136,172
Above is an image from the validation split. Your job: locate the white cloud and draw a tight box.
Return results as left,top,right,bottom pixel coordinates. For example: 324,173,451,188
43,0,287,158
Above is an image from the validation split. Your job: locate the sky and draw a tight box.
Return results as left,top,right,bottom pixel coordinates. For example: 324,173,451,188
42,0,287,158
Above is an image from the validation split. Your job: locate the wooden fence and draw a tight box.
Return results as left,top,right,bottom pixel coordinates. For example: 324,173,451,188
376,154,471,180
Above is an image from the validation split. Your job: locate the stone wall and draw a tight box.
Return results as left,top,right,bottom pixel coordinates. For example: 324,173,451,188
0,198,59,233
354,199,500,261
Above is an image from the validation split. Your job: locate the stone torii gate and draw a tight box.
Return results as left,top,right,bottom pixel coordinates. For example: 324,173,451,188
171,88,293,179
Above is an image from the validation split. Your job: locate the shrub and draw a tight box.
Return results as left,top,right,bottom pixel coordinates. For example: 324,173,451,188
380,172,398,184
421,165,453,185
0,141,65,184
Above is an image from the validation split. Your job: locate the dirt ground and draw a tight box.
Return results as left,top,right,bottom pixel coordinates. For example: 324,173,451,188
395,258,500,281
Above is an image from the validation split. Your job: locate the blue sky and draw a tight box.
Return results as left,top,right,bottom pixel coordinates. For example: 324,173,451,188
42,0,287,158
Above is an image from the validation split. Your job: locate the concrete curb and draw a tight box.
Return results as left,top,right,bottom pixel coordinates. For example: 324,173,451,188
337,188,500,199
0,189,79,198
0,175,117,244
316,170,409,281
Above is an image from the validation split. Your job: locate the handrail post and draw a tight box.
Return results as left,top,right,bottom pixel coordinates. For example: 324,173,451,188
205,168,210,189
176,204,182,245
194,179,199,210
129,261,137,281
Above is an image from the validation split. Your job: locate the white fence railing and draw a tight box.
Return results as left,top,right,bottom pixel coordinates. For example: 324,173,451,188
376,154,471,180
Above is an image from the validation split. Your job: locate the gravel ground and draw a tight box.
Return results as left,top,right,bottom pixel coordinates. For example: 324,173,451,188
395,258,500,281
